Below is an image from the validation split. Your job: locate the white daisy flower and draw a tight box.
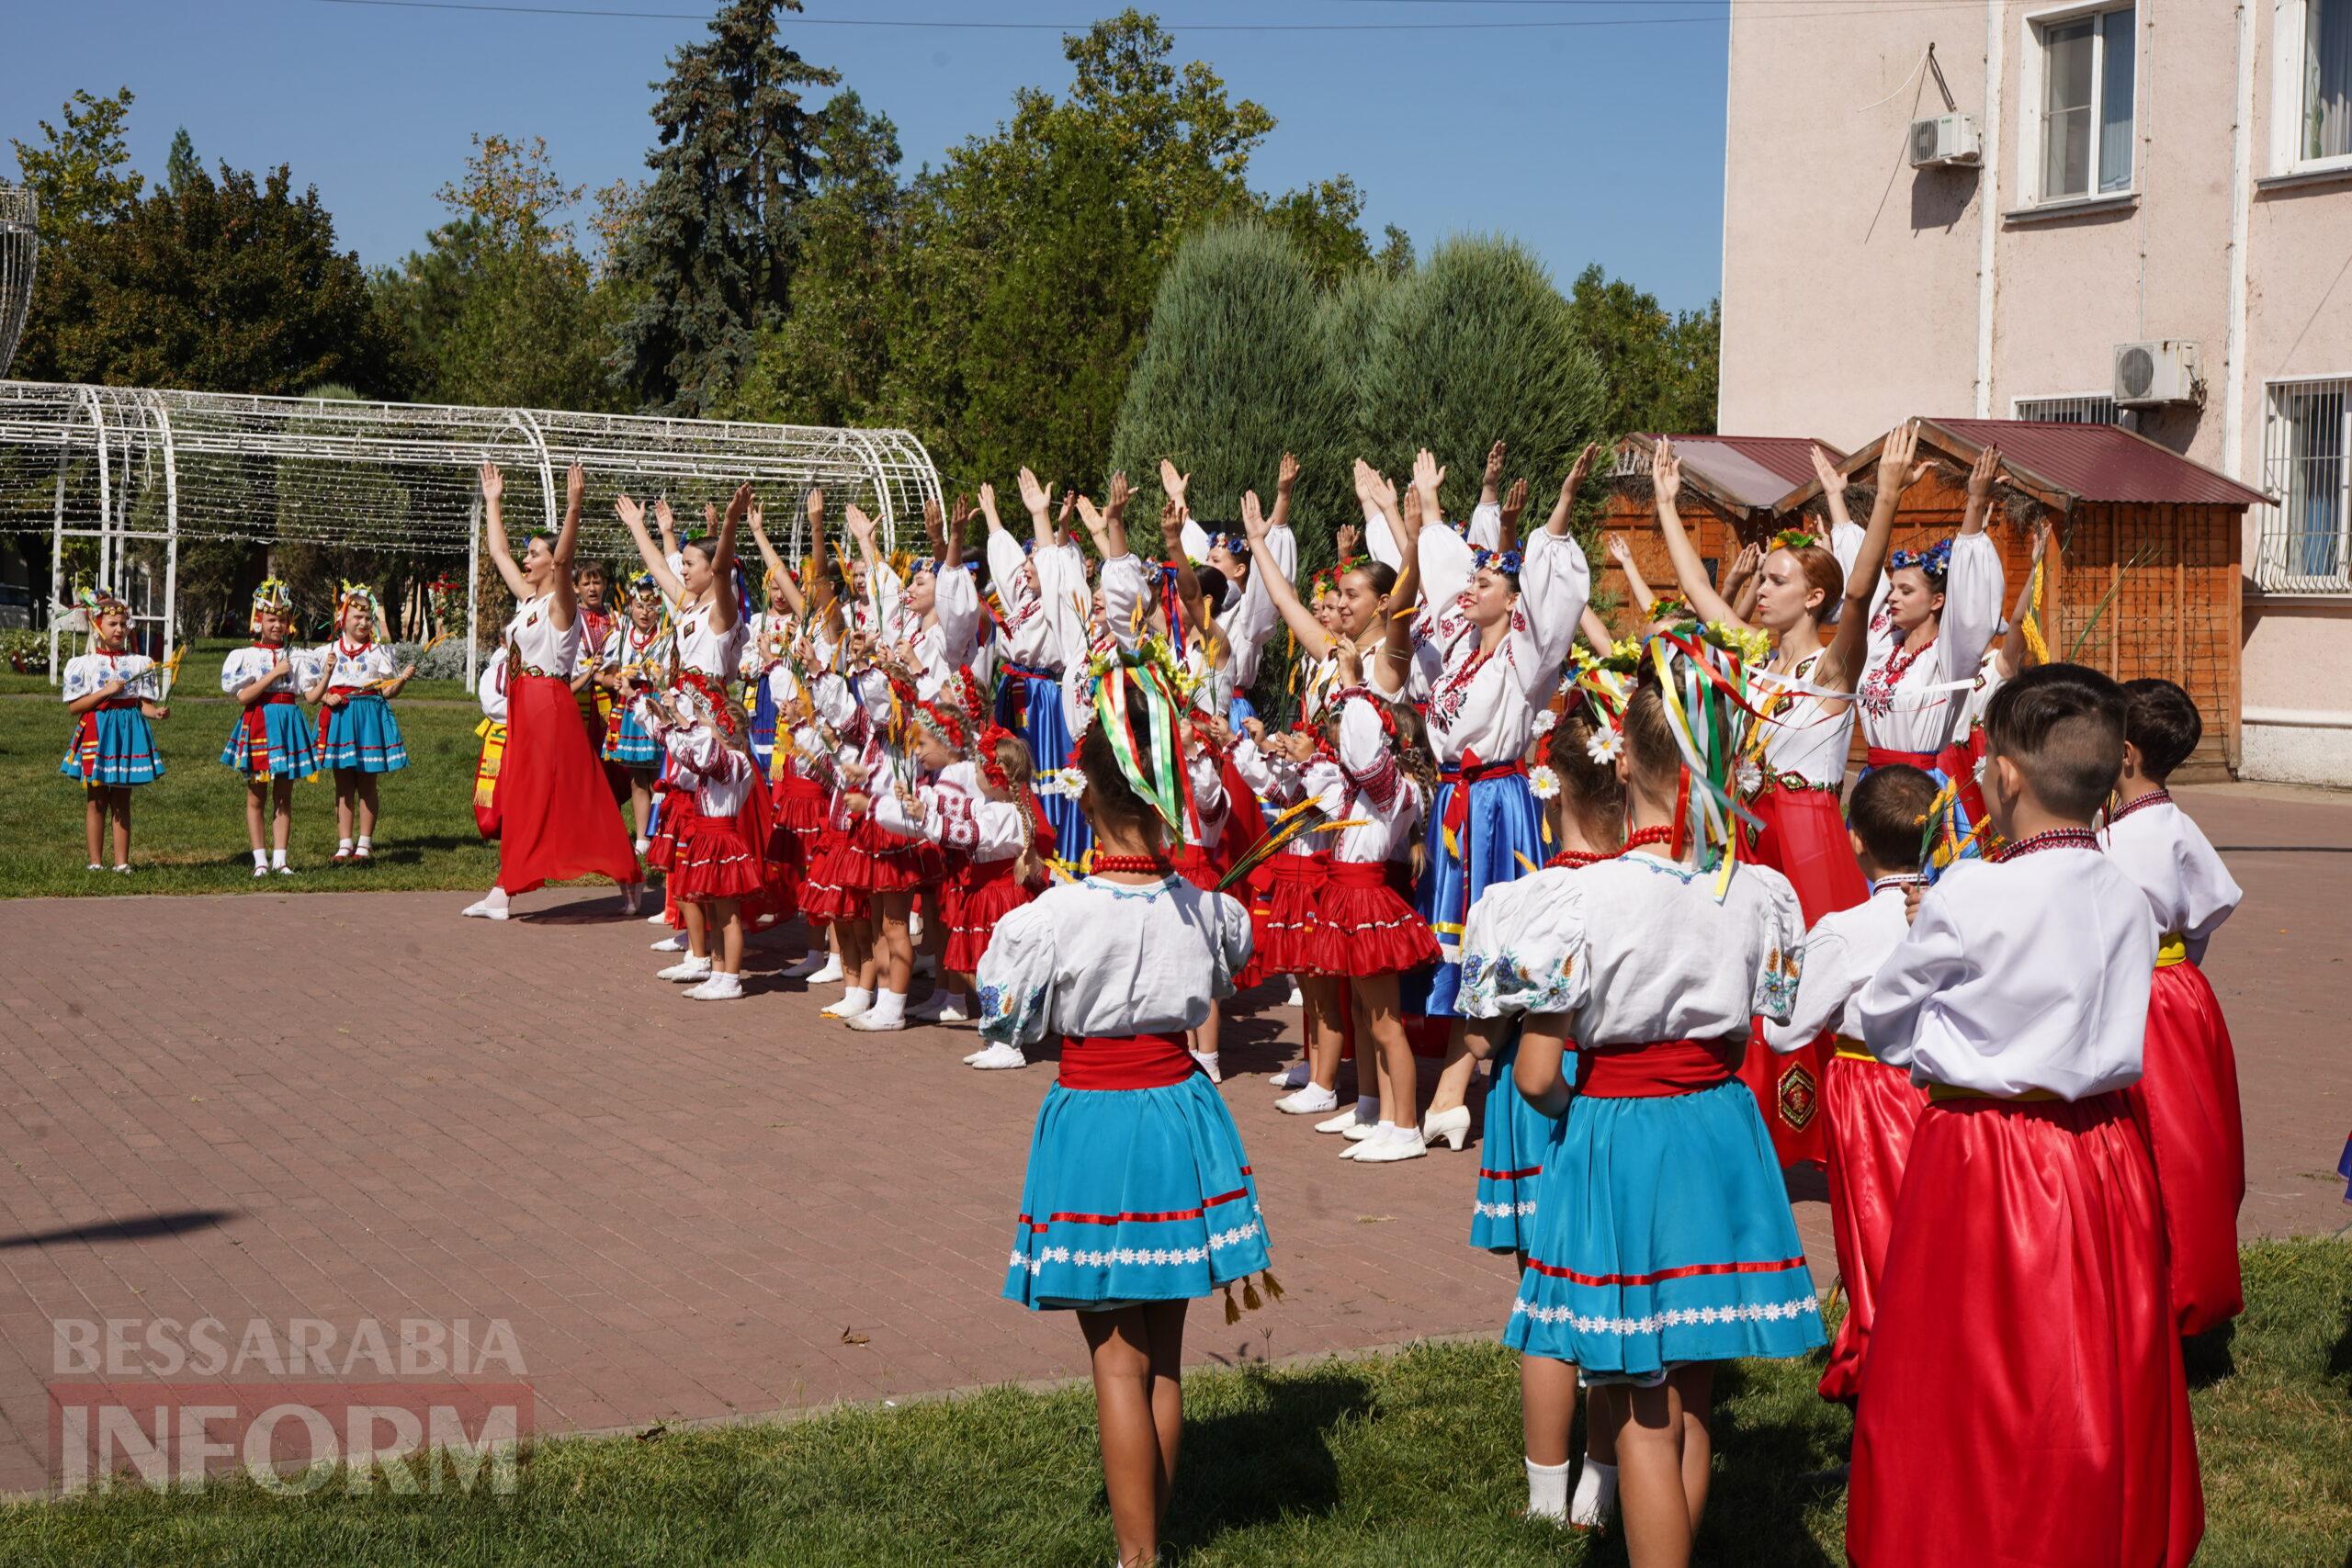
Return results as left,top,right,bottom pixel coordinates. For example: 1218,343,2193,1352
1528,765,1561,801
1532,709,1559,737
1736,760,1765,798
1585,728,1624,766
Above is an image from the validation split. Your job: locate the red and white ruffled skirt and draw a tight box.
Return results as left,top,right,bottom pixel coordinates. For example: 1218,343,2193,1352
1300,859,1440,978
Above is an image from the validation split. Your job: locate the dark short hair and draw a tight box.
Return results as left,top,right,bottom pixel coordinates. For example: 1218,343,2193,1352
2121,678,2202,779
1198,567,1231,618
1985,662,2126,821
1848,763,1938,874
573,561,606,582
1341,558,1398,601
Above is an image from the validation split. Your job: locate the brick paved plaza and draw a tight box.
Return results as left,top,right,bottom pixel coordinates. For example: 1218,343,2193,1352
0,783,2341,1494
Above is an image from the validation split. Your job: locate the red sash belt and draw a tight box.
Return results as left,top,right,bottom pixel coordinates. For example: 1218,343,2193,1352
317,684,371,749
1267,851,1329,883
1058,1031,1198,1090
1001,661,1058,688
70,701,140,776
1864,747,1939,771
1326,859,1394,890
1577,1036,1743,1099
1438,750,1527,897
244,691,296,751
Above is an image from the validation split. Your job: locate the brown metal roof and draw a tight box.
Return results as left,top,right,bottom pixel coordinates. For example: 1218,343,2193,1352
1621,434,1843,514
1778,419,2267,512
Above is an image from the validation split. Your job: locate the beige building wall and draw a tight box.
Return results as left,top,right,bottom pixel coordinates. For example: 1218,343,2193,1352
1721,0,2352,785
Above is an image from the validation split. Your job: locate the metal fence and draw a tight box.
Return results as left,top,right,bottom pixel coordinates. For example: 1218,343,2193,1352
2257,376,2351,592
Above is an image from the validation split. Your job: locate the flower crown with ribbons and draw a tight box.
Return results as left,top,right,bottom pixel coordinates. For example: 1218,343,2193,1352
1471,547,1524,578
670,670,741,737
975,721,1021,794
1634,617,1776,899
249,578,294,635
334,581,384,637
1770,528,1821,552
1079,632,1199,835
74,583,129,642
1890,537,1954,585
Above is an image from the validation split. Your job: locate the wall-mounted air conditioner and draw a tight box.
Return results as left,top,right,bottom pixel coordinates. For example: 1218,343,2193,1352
2112,341,2201,408
1908,113,1982,168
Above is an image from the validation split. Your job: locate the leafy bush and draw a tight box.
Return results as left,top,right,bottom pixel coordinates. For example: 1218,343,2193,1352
1,628,49,674
390,636,471,682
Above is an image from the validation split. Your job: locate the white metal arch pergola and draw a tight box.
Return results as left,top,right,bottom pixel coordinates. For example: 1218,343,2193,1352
0,379,943,691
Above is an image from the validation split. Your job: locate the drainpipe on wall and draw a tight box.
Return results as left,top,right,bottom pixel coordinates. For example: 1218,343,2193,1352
1974,0,2005,417
2223,0,2256,480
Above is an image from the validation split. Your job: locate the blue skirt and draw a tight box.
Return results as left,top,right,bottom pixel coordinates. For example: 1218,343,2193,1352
1470,1025,1561,1255
749,677,779,777
999,663,1090,864
604,708,658,767
318,694,409,773
1504,1079,1825,1376
1004,1073,1272,1311
1406,773,1544,1018
60,707,164,787
219,702,319,779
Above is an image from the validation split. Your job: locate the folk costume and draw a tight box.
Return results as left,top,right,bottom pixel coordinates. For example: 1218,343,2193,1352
1854,535,2004,818
985,527,1091,863
2102,788,2246,1336
312,584,410,774
493,592,640,897
59,589,164,788
472,654,508,841
220,581,319,781
1850,832,2202,1568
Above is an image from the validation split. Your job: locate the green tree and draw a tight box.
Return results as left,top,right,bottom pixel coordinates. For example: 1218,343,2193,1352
1317,265,1396,456
17,160,396,395
373,135,621,412
164,128,200,195
1354,236,1605,518
609,0,839,415
8,87,143,244
1262,175,1375,292
1565,264,1720,437
1110,222,1347,557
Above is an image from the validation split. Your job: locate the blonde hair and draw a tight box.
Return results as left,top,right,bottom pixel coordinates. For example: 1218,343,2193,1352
979,734,1046,886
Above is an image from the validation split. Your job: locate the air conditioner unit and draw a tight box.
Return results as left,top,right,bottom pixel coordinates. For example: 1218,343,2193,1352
2112,340,2201,408
1908,113,1982,168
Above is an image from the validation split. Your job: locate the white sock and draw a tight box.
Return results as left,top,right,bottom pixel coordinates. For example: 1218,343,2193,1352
1570,1459,1618,1528
835,987,872,1011
870,989,906,1026
253,850,269,869
356,835,372,852
1525,1458,1570,1521
271,848,288,869
337,838,354,853
485,886,509,911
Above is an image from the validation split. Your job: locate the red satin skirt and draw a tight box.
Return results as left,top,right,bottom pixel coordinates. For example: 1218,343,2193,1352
857,818,944,896
1300,860,1441,978
798,828,870,925
1251,852,1327,976
766,765,828,885
1816,1049,1928,1404
945,854,1034,973
1172,841,1221,893
1849,1092,2203,1568
495,675,640,897
2124,960,2245,1336
671,810,768,902
1739,783,1865,1170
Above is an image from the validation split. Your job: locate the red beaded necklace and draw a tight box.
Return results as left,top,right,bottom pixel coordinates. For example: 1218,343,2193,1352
1990,826,2099,863
1091,852,1173,877
1545,848,1603,869
1618,824,1677,855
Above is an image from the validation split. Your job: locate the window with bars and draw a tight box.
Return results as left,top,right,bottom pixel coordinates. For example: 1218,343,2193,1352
2033,4,2136,201
2013,394,2123,424
2308,0,2352,164
2259,378,2352,592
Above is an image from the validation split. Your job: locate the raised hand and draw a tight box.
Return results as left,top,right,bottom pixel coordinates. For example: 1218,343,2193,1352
1158,457,1189,510
1239,490,1269,543
1412,448,1445,514
1652,437,1683,506
950,493,974,534
977,482,1001,531
1016,467,1053,520
1876,419,1923,495
1335,521,1363,562
1055,491,1078,536
654,498,677,534
1351,457,1374,508
1809,441,1842,494
1500,477,1528,530
1566,442,1600,497
616,493,645,532
1073,493,1106,538
478,461,503,504
844,503,878,547
1277,452,1300,492
804,487,824,526
1606,534,1635,570
565,461,586,511
922,496,943,532
2030,519,2053,563
1399,485,1424,536
1482,440,1507,489
1105,470,1131,521
1967,444,2002,502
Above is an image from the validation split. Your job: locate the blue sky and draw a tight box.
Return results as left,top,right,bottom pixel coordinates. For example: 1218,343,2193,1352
3,1,1734,311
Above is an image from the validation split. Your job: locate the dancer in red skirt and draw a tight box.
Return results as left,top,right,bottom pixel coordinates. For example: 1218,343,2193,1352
636,680,763,1000
461,460,641,921
2104,679,2245,1337
749,490,853,980
1299,651,1443,1164
1645,428,1914,1167
1853,663,2201,1568
1760,763,1937,1405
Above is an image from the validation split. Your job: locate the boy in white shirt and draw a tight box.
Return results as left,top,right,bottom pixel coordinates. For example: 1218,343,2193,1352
1849,663,2200,1568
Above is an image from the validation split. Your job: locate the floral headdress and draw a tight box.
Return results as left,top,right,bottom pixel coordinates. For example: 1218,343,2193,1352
1890,537,1954,586
627,570,662,604
249,579,294,637
74,583,129,646
1471,547,1524,579
975,722,1021,793
1078,632,1199,835
1770,527,1821,552
912,696,971,754
334,581,384,640
669,670,741,738
1636,616,1773,899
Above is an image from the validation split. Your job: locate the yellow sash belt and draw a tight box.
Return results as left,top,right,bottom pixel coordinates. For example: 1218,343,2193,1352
2155,931,2187,969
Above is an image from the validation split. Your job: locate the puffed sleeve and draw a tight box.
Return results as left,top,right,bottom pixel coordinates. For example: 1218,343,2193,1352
1762,917,1849,1052
1507,528,1590,703
1466,500,1503,552
220,649,254,695
61,657,93,703
2175,828,2241,964
933,562,980,668
1337,692,1404,812
1179,515,1213,565
1209,889,1254,998
985,530,1035,622
978,897,1062,1047
1418,520,1476,615
1098,553,1156,652
1460,872,1589,1019
1032,540,1090,666
1937,532,2005,688
1748,869,1808,1023
1229,737,1300,806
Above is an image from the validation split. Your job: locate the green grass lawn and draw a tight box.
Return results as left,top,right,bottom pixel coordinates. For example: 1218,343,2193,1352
1,654,502,898
0,1239,2342,1565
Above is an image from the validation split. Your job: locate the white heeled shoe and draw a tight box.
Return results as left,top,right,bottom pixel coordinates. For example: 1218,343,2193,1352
1353,1126,1429,1163
1421,1105,1472,1151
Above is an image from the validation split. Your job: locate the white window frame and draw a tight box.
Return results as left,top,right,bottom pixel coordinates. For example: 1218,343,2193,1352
2012,392,2124,424
2018,1,2141,207
2270,0,2352,176
2257,374,2352,593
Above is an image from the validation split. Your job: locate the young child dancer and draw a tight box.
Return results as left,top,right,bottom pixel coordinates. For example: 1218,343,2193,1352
59,586,167,874
636,679,762,1001
598,571,672,855
1646,427,1917,1168
305,583,414,865
1464,642,1823,1566
980,664,1272,1568
571,560,617,741
220,580,317,876
2105,678,2245,1337
470,651,508,847
893,722,1050,1046
1759,763,1938,1405
1850,662,2201,1568
461,461,642,921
